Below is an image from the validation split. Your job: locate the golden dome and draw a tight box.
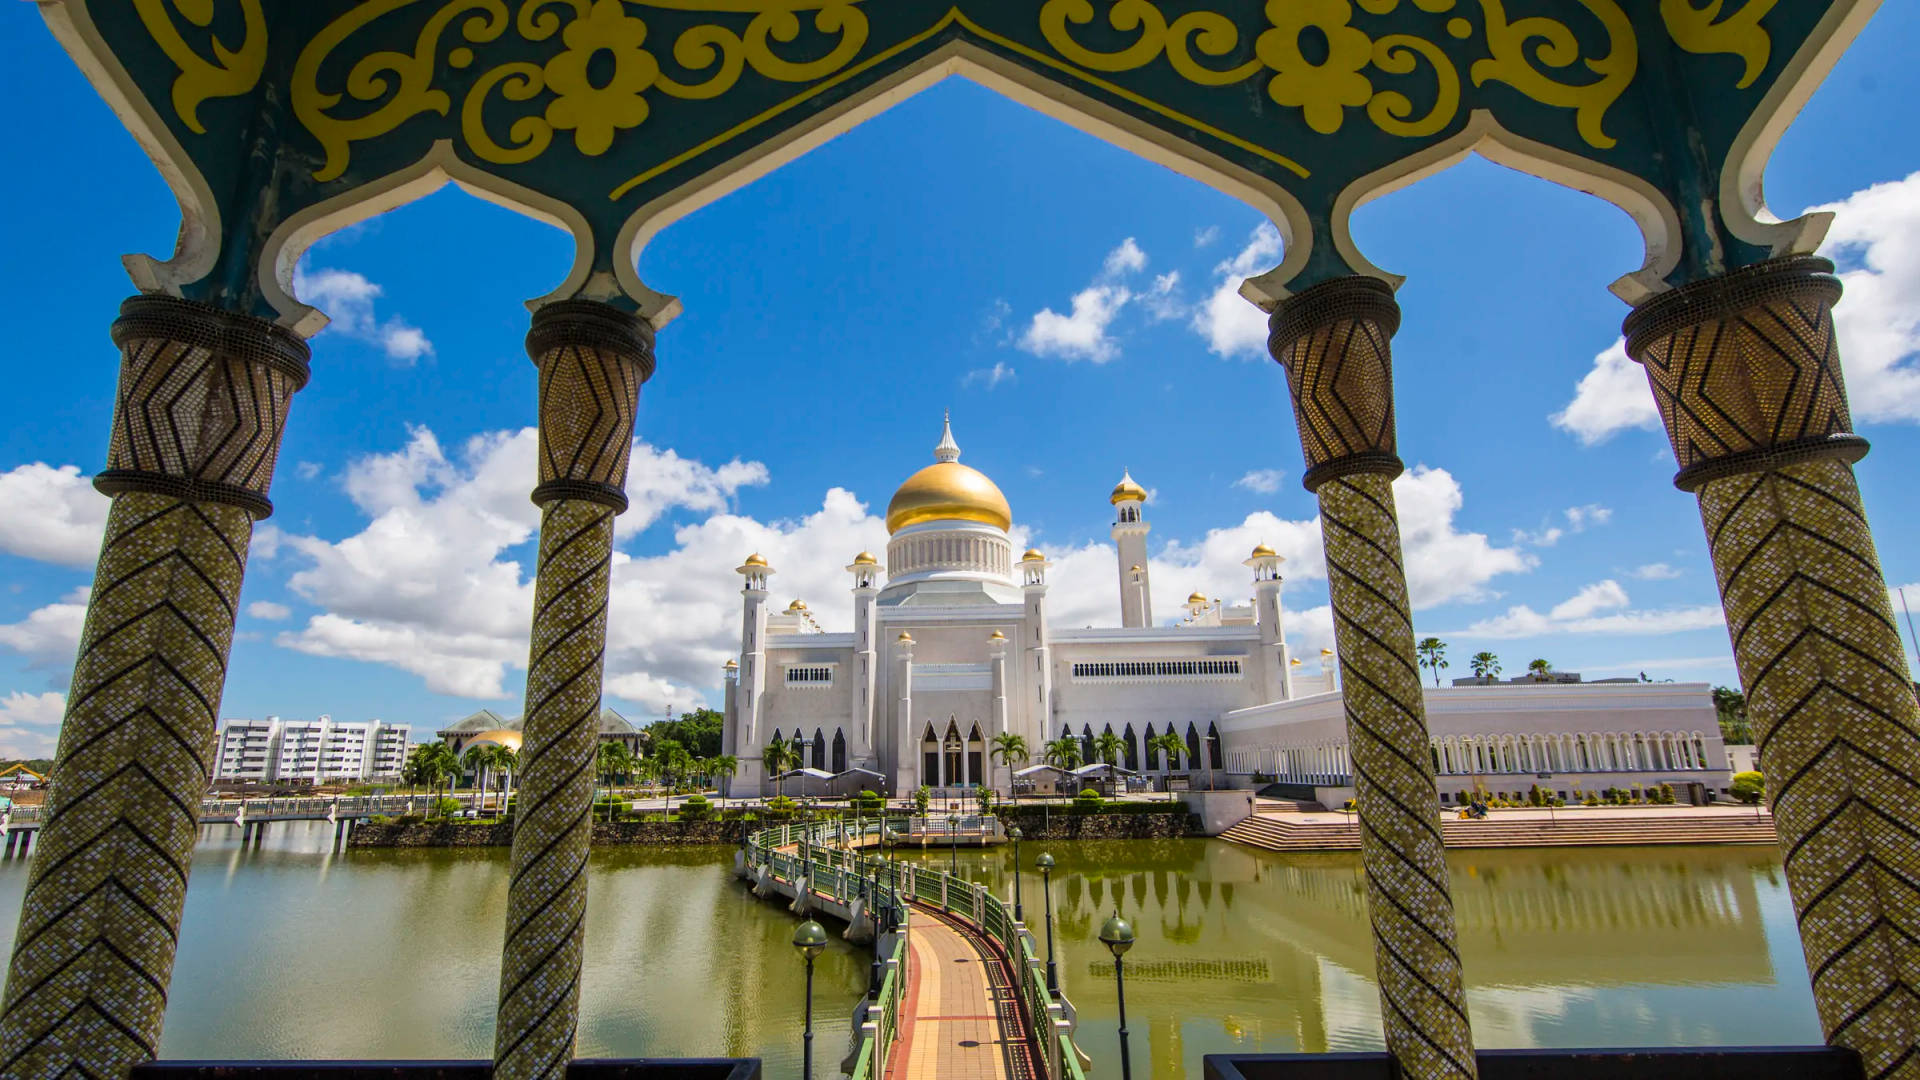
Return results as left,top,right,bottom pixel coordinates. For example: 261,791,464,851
743,552,768,567
1129,564,1144,573
988,630,1006,640
464,729,523,753
1321,648,1334,656
897,631,914,643
1021,548,1044,561
1187,591,1208,605
786,599,807,612
853,551,878,565
1250,543,1277,558
1290,657,1302,666
723,659,738,670
885,419,1012,534
1110,470,1148,505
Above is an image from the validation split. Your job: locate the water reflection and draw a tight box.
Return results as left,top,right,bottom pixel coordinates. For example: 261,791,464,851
897,840,1818,1079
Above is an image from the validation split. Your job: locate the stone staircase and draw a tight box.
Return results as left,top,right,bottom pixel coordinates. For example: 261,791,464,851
1220,811,1778,853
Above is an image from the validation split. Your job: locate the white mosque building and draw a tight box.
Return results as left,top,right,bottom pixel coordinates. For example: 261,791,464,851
720,419,1733,804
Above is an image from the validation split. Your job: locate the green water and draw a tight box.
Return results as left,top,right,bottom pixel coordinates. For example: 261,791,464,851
0,824,1818,1078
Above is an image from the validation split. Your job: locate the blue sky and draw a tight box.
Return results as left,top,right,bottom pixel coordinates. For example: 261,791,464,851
3,4,1919,754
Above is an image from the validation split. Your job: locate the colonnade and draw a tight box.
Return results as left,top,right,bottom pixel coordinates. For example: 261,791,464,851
1431,731,1716,776
0,251,1915,1080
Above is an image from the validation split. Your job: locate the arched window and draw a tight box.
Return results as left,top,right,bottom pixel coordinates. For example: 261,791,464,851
1144,723,1160,770
1122,724,1139,770
831,729,846,773
922,725,939,785
1186,723,1202,768
811,728,826,770
1082,724,1095,765
1208,723,1224,769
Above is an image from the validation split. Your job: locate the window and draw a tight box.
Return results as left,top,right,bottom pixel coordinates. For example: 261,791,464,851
1069,658,1242,680
785,666,833,686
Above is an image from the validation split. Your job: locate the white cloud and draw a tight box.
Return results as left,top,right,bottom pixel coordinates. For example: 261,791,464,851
295,461,323,481
963,362,1017,389
0,464,109,567
1457,578,1722,639
275,426,769,704
0,691,64,759
247,601,291,621
1192,222,1281,358
1550,339,1660,445
1549,579,1629,620
1234,469,1286,494
1144,271,1185,321
0,587,89,679
1514,503,1613,547
1811,171,1920,422
1553,170,1920,443
1193,225,1220,248
1020,284,1132,363
294,266,436,364
1103,236,1148,276
1564,504,1611,530
1629,562,1682,580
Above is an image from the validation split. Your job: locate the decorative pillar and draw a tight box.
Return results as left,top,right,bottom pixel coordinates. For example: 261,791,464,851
0,295,307,1077
493,300,650,1080
1268,277,1477,1080
1623,255,1920,1078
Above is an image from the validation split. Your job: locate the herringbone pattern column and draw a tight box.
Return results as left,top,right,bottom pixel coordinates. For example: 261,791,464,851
1627,256,1920,1080
494,301,651,1080
1270,277,1476,1080
0,295,305,1078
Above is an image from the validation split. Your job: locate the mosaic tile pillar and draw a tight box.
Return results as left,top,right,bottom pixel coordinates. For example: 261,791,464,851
493,300,650,1080
1624,255,1920,1080
0,295,306,1078
1269,277,1477,1080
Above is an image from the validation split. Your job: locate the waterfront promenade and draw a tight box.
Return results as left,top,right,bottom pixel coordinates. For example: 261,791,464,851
1223,802,1777,852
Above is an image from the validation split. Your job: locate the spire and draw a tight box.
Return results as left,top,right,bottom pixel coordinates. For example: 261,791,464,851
934,410,961,463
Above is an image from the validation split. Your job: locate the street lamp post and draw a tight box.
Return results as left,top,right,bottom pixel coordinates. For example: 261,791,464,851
949,814,958,875
1009,825,1025,922
1100,913,1137,1080
1037,852,1058,993
793,920,828,1080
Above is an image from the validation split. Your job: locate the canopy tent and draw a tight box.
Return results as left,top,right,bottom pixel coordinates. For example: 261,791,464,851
1071,762,1140,776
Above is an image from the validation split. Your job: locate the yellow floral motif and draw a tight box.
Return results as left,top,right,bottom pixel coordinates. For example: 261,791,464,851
1254,0,1375,135
1472,0,1636,149
133,0,268,134
542,0,659,155
1660,0,1777,89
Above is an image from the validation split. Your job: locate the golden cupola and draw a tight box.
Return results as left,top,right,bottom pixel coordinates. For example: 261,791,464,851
884,413,1012,534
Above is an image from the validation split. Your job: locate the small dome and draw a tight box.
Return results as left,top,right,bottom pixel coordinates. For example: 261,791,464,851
1321,648,1334,655
853,551,877,565
786,599,807,612
988,630,1006,640
1021,548,1045,561
1187,591,1208,605
897,631,914,643
1110,469,1148,505
1250,543,1277,558
1129,564,1144,573
1289,657,1302,666
743,552,768,567
723,659,738,670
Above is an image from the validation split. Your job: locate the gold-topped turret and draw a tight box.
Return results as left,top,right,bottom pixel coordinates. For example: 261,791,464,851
1110,469,1148,505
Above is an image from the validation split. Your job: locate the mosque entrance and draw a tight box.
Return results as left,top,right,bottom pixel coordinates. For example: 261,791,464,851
13,4,1913,1080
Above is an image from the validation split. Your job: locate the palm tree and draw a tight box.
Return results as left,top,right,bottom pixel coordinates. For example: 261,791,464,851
989,732,1030,800
492,746,518,816
1093,730,1125,768
1528,657,1554,681
1043,736,1083,772
597,741,633,821
461,744,494,811
1148,732,1187,800
707,754,739,796
423,742,461,807
1416,637,1448,688
1469,650,1501,684
763,736,797,797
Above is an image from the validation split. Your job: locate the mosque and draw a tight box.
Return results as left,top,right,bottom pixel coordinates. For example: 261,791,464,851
721,419,1732,804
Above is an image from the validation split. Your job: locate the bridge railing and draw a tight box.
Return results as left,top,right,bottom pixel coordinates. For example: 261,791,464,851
746,816,1087,1080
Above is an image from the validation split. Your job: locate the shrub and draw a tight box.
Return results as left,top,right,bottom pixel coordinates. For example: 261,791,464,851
1731,771,1764,805
1551,797,1566,808
1072,788,1106,812
678,794,713,822
368,814,395,825
1656,783,1677,805
429,796,461,820
912,786,931,816
1583,792,1600,807
1527,784,1544,807
766,796,799,820
852,789,886,813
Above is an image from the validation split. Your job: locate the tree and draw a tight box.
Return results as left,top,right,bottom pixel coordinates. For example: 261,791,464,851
1043,737,1083,772
1093,730,1125,769
597,741,634,821
1712,686,1753,744
1148,732,1187,800
1731,770,1765,805
707,754,739,793
1469,650,1501,683
1527,657,1554,681
1416,637,1449,688
763,736,797,797
643,708,725,759
989,732,1029,799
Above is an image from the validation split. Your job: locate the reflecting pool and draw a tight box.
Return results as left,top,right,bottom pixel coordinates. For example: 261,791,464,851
0,825,1817,1079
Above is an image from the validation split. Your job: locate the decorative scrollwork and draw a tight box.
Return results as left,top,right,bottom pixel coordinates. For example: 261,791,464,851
1472,0,1636,149
292,0,868,180
133,0,268,134
1661,0,1777,89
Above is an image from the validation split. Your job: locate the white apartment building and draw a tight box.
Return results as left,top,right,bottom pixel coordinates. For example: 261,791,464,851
213,716,412,784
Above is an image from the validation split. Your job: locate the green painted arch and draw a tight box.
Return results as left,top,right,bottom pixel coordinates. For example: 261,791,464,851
44,0,1878,328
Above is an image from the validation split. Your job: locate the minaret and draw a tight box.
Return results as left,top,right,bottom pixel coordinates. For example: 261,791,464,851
720,659,740,792
1244,543,1292,701
846,551,881,761
987,630,1010,790
735,553,773,791
1110,470,1151,627
894,631,916,792
1019,548,1053,739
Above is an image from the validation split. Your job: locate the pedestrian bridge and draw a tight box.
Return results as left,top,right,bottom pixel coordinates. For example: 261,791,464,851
738,817,1088,1080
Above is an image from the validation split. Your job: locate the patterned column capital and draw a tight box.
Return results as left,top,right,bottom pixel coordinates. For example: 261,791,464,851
98,294,311,519
525,300,655,512
1267,276,1405,493
1622,255,1866,492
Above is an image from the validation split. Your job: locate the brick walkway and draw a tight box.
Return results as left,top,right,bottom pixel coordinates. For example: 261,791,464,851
893,904,1039,1080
